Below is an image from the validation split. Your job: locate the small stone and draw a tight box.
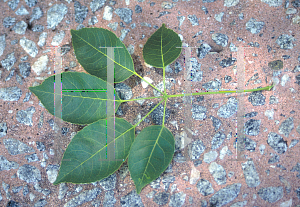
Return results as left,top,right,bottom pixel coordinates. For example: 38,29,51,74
209,183,241,206
30,7,43,24
103,6,113,21
224,0,239,7
197,179,214,196
90,0,106,13
20,37,38,57
32,55,49,76
47,4,68,30
88,16,98,25
64,188,102,207
16,106,35,126
114,8,133,24
1,52,16,71
276,34,295,50
38,32,47,47
0,86,22,101
8,0,19,10
58,183,68,199
153,192,169,205
212,33,228,47
51,30,65,46
25,0,37,7
19,62,31,78
203,151,218,163
169,192,186,207
215,12,224,22
241,160,260,187
17,164,41,183
267,132,287,154
74,1,88,23
3,138,34,155
15,5,29,15
246,18,265,34
0,155,19,171
120,189,144,206
25,153,39,163
187,14,199,26
99,173,117,191
209,162,226,185
258,186,283,203
46,164,60,183
0,34,6,57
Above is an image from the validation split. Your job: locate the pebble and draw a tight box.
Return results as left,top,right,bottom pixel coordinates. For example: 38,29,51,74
209,162,227,185
224,0,239,7
153,192,169,205
203,151,218,163
47,4,68,30
20,37,38,57
32,55,49,75
103,190,117,206
278,117,294,137
212,33,228,47
74,1,88,23
241,160,260,187
1,52,16,71
46,164,60,183
0,34,6,57
169,192,186,207
64,188,102,207
17,164,41,183
103,5,113,21
0,155,19,171
15,5,29,15
90,0,106,13
209,183,241,206
246,18,265,34
8,0,19,10
187,14,199,26
149,103,170,125
276,34,295,50
99,173,117,191
267,132,288,154
25,0,37,7
258,186,283,203
188,139,206,160
3,138,34,156
120,189,144,207
51,30,65,46
16,106,36,126
197,179,214,196
114,8,133,24
30,7,43,24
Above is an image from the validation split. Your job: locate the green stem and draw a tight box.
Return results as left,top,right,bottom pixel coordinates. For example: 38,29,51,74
162,99,167,127
133,71,166,96
163,66,166,95
118,95,164,103
133,99,164,128
167,84,275,98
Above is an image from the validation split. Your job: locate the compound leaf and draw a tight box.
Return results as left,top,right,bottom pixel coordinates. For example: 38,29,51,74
71,28,135,83
53,117,135,185
29,72,120,125
128,125,175,194
143,23,182,68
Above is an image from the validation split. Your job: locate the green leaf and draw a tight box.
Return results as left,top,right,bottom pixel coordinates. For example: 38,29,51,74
71,28,135,83
53,117,135,185
128,125,175,194
143,23,182,68
29,72,121,125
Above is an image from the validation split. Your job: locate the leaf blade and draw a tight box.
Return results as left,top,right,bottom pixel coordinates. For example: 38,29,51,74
53,117,135,185
143,23,182,68
29,72,120,125
128,125,175,194
71,28,135,83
